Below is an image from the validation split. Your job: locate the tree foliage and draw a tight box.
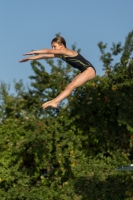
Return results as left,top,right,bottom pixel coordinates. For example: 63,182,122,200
0,31,133,199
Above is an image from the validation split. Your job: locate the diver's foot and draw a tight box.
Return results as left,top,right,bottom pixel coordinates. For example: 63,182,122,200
42,100,58,109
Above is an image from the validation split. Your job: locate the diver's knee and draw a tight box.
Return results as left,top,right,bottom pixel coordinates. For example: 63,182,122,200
68,82,77,90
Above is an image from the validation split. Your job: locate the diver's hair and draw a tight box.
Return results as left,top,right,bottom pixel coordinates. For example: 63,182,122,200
51,36,66,47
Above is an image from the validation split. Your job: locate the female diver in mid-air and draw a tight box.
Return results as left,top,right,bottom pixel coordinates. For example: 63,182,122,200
19,36,96,109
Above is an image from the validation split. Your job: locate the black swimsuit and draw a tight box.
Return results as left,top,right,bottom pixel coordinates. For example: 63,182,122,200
60,53,96,74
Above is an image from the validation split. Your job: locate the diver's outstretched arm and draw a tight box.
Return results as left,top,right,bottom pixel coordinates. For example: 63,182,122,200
19,54,55,62
23,48,76,57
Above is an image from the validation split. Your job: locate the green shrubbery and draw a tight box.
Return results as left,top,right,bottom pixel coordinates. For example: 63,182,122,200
0,31,133,199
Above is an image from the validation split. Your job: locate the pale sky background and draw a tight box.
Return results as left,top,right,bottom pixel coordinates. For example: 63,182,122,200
0,0,133,93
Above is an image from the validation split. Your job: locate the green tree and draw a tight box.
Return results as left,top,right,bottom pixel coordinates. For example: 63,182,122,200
69,30,133,157
0,31,133,200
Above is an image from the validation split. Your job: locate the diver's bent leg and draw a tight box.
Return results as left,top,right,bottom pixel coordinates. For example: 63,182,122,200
42,67,95,109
